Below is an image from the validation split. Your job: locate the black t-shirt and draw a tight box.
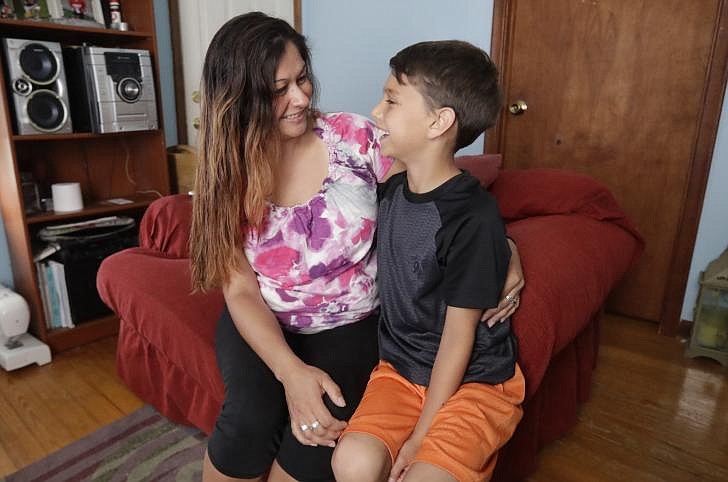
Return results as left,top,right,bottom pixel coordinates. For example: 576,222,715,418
376,170,516,386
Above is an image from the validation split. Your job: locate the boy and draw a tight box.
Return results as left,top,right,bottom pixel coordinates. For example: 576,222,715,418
331,41,525,482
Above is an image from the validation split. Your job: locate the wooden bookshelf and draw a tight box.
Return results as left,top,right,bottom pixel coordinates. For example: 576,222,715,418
45,314,120,353
0,17,152,40
0,1,169,353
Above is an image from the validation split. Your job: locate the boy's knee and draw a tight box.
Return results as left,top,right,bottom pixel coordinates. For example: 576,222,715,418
332,434,390,482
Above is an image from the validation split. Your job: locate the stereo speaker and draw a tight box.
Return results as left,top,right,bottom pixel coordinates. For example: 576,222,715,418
2,38,72,135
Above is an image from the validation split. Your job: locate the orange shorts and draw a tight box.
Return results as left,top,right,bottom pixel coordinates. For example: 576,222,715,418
344,361,525,482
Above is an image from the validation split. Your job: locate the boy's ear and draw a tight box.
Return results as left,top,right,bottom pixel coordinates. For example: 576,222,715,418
427,107,457,140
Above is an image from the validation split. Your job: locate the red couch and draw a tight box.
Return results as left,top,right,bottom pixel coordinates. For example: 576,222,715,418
98,162,643,481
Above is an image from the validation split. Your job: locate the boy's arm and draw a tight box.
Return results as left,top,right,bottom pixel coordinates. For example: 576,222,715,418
388,306,480,481
411,305,481,441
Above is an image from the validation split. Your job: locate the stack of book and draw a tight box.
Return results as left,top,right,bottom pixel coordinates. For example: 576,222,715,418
36,258,74,330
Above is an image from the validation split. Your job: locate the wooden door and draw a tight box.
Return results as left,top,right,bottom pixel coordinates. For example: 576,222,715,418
488,0,728,333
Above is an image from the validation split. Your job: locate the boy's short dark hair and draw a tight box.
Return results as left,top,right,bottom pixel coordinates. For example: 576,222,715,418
389,40,502,151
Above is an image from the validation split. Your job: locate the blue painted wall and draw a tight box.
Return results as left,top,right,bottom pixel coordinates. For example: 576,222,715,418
302,0,493,155
681,89,728,321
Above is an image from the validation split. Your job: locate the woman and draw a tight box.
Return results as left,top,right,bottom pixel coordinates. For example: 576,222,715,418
190,12,523,482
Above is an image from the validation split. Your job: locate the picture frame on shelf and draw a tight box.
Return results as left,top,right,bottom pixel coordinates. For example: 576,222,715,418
12,0,51,20
91,0,106,26
1,0,16,19
45,0,61,19
48,0,105,27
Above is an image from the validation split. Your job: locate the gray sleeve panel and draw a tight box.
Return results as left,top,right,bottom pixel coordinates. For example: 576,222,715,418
434,188,512,309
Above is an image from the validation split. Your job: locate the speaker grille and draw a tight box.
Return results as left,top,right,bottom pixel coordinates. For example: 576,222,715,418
19,43,58,84
27,91,67,132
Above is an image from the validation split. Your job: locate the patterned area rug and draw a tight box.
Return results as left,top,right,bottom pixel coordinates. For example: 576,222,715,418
2,406,206,482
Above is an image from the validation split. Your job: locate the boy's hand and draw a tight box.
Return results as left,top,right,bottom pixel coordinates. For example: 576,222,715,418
389,435,422,481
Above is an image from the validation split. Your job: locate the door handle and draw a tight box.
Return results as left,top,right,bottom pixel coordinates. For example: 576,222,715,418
508,100,528,115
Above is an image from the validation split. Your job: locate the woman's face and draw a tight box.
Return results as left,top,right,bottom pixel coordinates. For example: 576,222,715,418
273,42,313,142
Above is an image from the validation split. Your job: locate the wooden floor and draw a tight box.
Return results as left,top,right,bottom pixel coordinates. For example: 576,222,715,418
531,315,728,482
0,336,143,477
0,314,726,480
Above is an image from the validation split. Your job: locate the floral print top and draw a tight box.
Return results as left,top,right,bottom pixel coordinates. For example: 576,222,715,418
243,112,394,333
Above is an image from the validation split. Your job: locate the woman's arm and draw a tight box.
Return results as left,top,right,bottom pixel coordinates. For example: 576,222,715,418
388,306,480,481
481,238,524,326
223,252,347,447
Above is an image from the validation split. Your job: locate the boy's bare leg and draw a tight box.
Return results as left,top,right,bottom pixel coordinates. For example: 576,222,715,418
202,450,266,482
402,462,457,482
332,433,391,482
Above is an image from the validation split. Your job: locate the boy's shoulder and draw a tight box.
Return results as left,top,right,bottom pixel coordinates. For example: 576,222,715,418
438,171,502,222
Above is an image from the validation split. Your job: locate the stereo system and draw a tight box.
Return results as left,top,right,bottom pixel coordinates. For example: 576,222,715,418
2,38,158,135
2,38,72,135
63,46,158,133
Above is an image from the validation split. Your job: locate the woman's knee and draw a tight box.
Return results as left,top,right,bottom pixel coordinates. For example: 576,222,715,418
203,450,266,482
332,433,390,482
207,398,286,478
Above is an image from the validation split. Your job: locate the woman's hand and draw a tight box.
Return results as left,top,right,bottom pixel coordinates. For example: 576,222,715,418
279,361,348,447
481,239,524,327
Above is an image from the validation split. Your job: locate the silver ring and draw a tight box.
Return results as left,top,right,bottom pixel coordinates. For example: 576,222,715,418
310,420,320,429
510,297,519,305
300,424,309,432
505,294,515,303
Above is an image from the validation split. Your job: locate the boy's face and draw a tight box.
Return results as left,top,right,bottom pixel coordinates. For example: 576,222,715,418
371,74,433,162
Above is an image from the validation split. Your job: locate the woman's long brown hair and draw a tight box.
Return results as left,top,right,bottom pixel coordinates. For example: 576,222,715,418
190,12,317,291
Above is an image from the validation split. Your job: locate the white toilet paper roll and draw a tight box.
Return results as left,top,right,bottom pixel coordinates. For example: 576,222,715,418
51,182,84,213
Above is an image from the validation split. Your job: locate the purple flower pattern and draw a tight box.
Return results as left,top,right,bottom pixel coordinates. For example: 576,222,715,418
244,113,394,333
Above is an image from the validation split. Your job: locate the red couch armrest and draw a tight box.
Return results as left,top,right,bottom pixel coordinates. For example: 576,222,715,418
507,214,641,397
490,168,644,263
139,194,193,258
